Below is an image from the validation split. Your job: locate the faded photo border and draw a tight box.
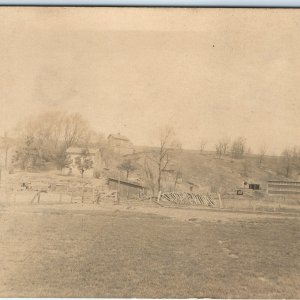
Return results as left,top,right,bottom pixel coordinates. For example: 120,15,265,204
0,0,300,6
0,3,299,300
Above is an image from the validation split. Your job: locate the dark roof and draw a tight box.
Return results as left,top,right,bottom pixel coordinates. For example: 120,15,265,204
186,181,199,187
66,147,99,155
108,177,146,189
108,133,130,142
268,180,300,185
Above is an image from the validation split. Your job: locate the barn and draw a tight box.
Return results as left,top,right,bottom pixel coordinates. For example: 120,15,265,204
107,177,147,198
107,133,134,156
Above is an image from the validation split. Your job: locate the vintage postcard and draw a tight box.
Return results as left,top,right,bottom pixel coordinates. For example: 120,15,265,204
0,7,299,298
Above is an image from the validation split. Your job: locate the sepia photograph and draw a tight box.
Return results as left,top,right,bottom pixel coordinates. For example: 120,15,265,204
0,6,299,298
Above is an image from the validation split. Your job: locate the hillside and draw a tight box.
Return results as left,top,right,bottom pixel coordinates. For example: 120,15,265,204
130,146,296,194
177,151,285,193
3,145,298,197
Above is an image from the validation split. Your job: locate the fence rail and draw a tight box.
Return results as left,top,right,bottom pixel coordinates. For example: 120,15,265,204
0,180,118,205
158,191,217,207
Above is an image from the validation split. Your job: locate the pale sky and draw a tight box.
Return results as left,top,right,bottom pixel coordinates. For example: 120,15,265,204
0,8,300,154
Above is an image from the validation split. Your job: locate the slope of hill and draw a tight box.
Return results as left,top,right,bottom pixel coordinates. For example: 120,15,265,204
132,146,295,194
178,151,285,193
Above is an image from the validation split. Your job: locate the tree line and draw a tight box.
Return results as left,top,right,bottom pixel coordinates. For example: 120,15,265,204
200,136,300,178
0,111,300,186
2,111,105,172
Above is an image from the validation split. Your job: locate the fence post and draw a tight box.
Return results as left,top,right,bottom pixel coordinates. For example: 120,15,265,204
30,191,39,204
218,193,223,209
252,201,256,212
157,191,161,203
115,190,119,204
81,185,85,203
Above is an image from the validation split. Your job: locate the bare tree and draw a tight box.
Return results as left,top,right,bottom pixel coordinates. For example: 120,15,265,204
15,111,94,168
15,111,65,160
63,113,91,149
215,137,230,159
157,127,181,192
221,137,230,156
143,157,156,196
75,148,94,178
258,144,267,167
231,137,246,159
12,136,45,171
200,139,207,153
215,143,222,159
54,148,72,174
292,146,300,162
280,146,300,177
292,146,300,173
246,147,252,156
146,127,181,194
89,132,106,149
0,132,15,169
117,159,137,179
282,148,294,178
173,168,183,191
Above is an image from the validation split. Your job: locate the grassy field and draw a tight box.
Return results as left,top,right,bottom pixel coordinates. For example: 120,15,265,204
0,203,299,298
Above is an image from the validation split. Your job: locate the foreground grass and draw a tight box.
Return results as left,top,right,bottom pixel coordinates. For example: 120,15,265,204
0,206,299,298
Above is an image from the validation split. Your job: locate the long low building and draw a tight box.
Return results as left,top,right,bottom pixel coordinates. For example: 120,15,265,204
107,177,147,198
267,180,300,195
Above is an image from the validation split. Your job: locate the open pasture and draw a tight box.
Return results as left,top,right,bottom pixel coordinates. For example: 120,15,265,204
0,202,299,298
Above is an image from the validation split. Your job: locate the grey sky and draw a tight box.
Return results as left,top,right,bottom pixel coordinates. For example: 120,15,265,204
0,8,299,154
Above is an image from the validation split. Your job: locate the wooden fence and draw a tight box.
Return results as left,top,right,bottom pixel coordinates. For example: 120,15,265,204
34,183,118,204
157,191,217,207
1,181,118,205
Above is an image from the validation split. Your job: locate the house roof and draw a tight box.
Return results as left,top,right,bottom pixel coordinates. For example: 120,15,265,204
108,133,130,142
66,147,99,155
186,181,199,187
108,177,147,189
